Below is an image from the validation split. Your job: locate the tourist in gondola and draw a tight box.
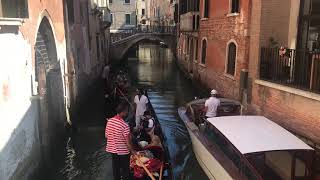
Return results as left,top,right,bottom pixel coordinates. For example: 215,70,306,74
141,110,155,132
134,110,155,144
134,88,149,129
105,102,136,180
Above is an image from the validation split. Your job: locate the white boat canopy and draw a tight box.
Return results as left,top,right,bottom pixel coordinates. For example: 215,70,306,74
207,116,313,155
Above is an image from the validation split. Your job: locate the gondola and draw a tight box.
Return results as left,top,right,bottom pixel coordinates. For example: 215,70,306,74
106,71,172,179
128,90,172,180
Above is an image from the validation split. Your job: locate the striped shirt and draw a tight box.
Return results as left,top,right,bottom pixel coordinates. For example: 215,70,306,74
105,115,130,155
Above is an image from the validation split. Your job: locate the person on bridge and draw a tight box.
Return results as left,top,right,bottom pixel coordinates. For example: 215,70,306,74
134,88,149,129
105,102,135,180
203,89,221,118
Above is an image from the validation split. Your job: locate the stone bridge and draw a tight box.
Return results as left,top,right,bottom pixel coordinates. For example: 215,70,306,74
110,32,176,62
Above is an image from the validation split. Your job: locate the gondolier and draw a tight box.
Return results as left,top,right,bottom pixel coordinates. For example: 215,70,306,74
204,89,220,118
105,103,135,180
134,88,149,129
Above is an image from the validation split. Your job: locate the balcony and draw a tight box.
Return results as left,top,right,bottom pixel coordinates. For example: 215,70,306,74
98,7,112,29
179,12,199,32
260,47,320,94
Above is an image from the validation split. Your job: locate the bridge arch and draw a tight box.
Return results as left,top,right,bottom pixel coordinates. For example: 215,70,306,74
110,33,176,62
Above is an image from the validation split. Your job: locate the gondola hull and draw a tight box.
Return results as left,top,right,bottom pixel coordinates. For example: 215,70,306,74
177,98,242,180
128,91,172,180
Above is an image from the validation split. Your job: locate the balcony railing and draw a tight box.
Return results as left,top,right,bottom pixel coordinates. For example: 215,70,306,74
260,47,320,94
110,25,176,43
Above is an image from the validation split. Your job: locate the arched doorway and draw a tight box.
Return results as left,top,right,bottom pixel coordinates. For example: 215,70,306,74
35,17,65,165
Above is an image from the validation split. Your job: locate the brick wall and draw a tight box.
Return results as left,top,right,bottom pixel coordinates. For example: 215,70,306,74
248,0,320,145
251,82,320,144
260,0,292,47
194,0,251,100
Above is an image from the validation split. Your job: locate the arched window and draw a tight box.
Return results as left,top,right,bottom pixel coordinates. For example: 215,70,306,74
204,0,209,18
227,42,237,75
231,0,240,13
201,39,207,64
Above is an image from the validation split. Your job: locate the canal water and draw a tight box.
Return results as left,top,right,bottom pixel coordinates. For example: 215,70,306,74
42,42,208,180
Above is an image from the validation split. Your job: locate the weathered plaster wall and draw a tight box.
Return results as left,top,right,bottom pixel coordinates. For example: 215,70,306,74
0,0,68,179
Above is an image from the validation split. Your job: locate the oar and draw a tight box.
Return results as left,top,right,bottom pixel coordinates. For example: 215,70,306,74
134,155,156,180
159,163,164,180
115,87,134,108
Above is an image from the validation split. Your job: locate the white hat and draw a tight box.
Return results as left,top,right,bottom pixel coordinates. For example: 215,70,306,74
210,89,218,95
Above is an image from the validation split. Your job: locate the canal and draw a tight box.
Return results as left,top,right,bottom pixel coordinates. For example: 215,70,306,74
41,42,208,180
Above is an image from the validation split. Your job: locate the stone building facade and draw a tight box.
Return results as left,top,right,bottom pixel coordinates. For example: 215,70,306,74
176,0,200,83
66,0,111,110
0,0,111,179
136,0,150,26
149,0,175,27
109,0,137,32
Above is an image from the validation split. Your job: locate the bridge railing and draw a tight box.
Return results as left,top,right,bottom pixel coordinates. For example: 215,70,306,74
110,25,176,43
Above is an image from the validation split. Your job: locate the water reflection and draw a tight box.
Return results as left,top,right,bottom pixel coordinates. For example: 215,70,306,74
60,137,81,179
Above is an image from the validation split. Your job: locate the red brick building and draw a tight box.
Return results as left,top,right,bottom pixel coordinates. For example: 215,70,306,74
177,0,251,100
177,0,320,154
248,0,320,148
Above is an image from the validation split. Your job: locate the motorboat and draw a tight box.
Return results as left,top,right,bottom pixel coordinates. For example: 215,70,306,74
178,99,315,180
159,41,168,48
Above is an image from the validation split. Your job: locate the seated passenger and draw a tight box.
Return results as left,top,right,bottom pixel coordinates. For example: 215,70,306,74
145,127,163,149
145,127,163,159
141,111,155,132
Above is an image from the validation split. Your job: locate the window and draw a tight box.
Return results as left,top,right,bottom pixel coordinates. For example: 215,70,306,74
196,15,200,29
110,13,113,24
125,14,131,24
96,35,100,61
66,0,74,24
142,9,145,16
231,0,240,13
124,0,130,4
192,15,196,30
226,42,237,75
109,0,112,4
0,0,29,18
201,39,207,64
195,39,198,60
204,0,209,18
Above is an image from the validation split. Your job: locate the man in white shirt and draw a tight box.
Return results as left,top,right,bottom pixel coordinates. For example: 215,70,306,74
134,88,149,129
204,89,221,118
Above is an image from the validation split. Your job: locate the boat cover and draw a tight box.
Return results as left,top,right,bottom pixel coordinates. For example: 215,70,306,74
207,116,313,154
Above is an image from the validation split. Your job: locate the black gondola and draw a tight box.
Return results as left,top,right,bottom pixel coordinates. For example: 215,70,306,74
128,90,172,180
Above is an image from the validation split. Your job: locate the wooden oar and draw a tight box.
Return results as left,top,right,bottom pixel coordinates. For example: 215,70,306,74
159,163,164,180
115,87,134,108
134,155,156,180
